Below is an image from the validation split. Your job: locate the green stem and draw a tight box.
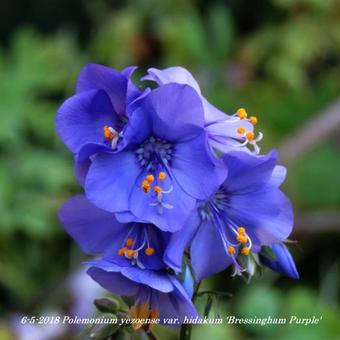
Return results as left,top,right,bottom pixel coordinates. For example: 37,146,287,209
144,328,158,340
179,281,201,340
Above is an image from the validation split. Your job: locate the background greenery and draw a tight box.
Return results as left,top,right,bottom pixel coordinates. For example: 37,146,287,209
0,0,339,339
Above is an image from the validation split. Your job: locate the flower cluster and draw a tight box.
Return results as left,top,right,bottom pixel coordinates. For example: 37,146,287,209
57,65,298,330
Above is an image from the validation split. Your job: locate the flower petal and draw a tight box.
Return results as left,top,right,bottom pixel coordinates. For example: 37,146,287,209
132,84,205,143
202,97,228,123
87,267,138,296
157,276,200,325
129,173,196,232
260,243,299,279
268,165,287,188
221,150,279,194
227,189,294,245
172,134,228,199
85,151,141,212
142,67,226,123
74,156,91,187
205,116,253,140
191,220,232,280
142,66,201,94
58,195,125,255
56,89,116,153
121,267,174,293
164,210,200,272
76,64,130,116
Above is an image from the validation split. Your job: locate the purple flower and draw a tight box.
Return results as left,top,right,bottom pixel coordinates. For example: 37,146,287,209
58,195,199,328
260,243,299,279
142,67,263,154
56,64,140,160
164,150,293,280
84,83,227,231
87,261,199,329
58,195,170,270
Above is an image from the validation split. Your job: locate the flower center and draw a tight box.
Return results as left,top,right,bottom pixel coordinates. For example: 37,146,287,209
199,189,253,275
102,116,128,149
234,108,263,154
130,289,159,331
136,137,174,214
136,136,173,170
118,225,155,269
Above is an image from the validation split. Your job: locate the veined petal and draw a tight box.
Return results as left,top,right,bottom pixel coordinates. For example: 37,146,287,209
268,165,287,188
129,174,196,232
260,243,299,279
205,116,253,140
74,156,91,187
58,195,124,255
85,151,141,212
121,267,174,293
157,276,200,325
132,84,205,143
87,267,138,296
121,66,141,105
202,97,228,123
164,210,200,272
142,67,226,123
191,220,232,280
227,189,294,245
142,66,201,94
172,134,228,200
221,150,279,194
76,64,131,116
56,89,117,153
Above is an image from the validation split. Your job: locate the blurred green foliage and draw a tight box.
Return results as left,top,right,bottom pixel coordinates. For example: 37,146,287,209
0,0,340,339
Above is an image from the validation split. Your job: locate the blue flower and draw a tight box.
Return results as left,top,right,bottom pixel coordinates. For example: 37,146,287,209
87,261,199,329
58,195,170,270
260,243,299,279
56,64,141,160
142,67,263,154
164,150,293,280
58,195,199,328
84,83,227,232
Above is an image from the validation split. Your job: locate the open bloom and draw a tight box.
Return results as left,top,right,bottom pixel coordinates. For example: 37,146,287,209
58,195,170,270
84,83,227,232
56,64,141,163
164,150,293,280
260,243,299,279
87,261,199,329
58,195,198,327
142,67,263,154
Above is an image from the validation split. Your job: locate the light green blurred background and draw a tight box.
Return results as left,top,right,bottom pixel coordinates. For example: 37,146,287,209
0,0,339,339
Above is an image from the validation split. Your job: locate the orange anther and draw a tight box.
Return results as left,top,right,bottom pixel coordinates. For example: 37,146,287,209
146,174,154,183
142,180,150,193
237,127,246,135
126,249,135,258
236,108,247,119
246,132,254,141
241,247,250,255
237,227,246,234
126,238,134,247
118,247,128,256
154,186,162,195
237,234,248,244
249,116,258,125
158,172,166,181
145,247,155,256
228,246,236,255
103,126,117,141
